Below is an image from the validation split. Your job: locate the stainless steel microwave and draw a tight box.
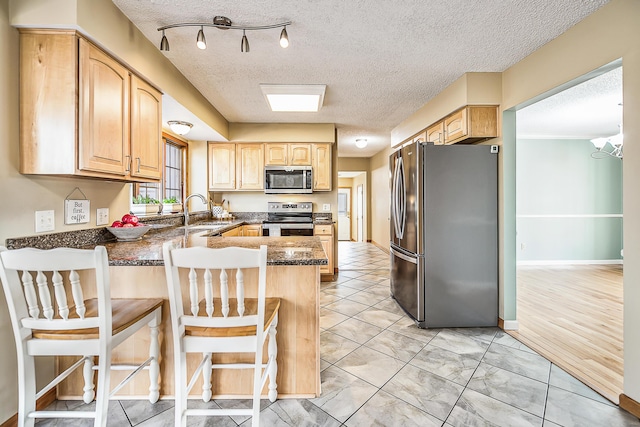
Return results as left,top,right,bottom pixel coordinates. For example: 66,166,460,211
264,166,313,194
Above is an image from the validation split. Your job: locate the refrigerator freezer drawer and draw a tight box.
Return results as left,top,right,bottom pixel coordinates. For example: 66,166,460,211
390,246,425,324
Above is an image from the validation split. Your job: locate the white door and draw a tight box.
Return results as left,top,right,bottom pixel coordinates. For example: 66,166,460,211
357,184,364,242
338,188,351,240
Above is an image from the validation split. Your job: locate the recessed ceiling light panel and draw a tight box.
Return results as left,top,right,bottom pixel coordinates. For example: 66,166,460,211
260,84,326,112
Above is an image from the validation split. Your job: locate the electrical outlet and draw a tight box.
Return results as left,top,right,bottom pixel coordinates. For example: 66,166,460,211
520,243,526,250
96,208,110,226
35,210,55,233
323,203,331,211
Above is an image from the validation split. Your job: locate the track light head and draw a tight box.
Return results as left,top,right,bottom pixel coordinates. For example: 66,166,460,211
196,26,206,49
160,30,169,51
241,30,250,53
280,26,289,48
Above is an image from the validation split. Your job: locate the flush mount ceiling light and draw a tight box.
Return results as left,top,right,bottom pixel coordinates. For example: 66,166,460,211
355,138,368,149
167,120,193,136
157,16,291,53
260,84,326,112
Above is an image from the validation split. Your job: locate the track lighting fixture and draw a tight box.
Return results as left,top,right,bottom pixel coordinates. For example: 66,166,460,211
280,26,289,48
196,26,206,49
241,30,249,53
160,30,169,51
157,16,291,53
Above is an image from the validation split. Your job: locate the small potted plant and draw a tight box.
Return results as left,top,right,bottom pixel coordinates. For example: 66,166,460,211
131,194,161,215
162,197,183,214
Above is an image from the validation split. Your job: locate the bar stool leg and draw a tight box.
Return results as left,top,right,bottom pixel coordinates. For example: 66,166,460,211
82,357,95,404
148,311,161,403
202,352,212,402
18,350,36,427
267,313,278,402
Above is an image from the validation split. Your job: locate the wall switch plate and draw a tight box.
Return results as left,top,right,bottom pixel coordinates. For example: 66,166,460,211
323,203,331,211
35,210,55,233
96,208,109,226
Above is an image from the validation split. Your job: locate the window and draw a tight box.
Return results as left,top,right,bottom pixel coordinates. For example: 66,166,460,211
133,134,187,206
164,142,183,202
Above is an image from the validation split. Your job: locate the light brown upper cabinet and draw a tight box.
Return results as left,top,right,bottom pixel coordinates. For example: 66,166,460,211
130,75,163,180
208,143,264,191
19,30,162,182
442,106,498,145
312,143,332,191
426,122,445,145
264,143,312,166
412,131,427,144
236,144,264,190
208,143,236,190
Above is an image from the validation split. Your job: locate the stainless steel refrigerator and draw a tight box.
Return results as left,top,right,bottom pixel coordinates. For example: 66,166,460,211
390,142,498,328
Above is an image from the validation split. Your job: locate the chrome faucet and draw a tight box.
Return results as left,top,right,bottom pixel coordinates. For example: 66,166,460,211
184,193,207,227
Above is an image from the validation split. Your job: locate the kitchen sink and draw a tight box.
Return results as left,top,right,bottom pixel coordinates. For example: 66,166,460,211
179,224,225,231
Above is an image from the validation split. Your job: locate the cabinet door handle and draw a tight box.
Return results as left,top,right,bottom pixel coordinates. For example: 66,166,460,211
136,157,141,173
125,155,131,172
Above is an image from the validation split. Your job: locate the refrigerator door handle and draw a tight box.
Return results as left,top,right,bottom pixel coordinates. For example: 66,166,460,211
392,156,406,239
391,247,417,264
391,156,399,237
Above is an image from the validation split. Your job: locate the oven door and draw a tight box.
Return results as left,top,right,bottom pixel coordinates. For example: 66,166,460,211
262,223,313,236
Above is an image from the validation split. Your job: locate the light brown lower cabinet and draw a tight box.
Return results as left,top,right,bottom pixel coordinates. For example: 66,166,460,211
314,224,334,276
221,226,241,237
242,224,263,236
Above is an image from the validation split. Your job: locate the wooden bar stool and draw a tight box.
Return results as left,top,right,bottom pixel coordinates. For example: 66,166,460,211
0,246,163,427
163,242,280,427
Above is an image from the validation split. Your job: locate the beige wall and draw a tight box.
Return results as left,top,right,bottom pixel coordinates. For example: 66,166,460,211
369,146,391,250
389,0,640,403
229,123,335,142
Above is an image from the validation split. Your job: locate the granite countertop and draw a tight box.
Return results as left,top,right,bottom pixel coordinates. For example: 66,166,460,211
97,221,328,267
5,214,331,268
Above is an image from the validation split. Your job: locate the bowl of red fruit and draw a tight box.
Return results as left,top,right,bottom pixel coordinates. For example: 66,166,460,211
107,214,151,241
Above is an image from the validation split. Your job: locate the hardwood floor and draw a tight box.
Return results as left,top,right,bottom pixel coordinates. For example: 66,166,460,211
508,264,623,404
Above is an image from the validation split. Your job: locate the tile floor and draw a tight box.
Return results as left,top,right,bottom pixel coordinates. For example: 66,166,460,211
37,241,640,426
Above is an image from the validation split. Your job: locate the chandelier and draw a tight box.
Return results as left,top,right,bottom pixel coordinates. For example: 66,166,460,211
157,15,290,53
590,125,623,159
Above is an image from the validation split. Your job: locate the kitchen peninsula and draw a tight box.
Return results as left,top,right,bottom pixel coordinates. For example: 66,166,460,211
7,222,326,400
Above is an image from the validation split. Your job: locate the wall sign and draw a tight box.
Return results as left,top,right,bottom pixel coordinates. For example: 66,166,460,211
64,187,90,225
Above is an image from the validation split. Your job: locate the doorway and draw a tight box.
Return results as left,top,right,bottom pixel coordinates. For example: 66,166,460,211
357,184,364,242
338,188,351,241
337,171,367,243
511,64,623,402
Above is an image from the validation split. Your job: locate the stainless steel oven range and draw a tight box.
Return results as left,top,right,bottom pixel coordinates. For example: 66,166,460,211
262,202,314,236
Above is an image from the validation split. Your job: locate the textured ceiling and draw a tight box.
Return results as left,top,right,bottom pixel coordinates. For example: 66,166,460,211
517,66,622,139
112,0,610,157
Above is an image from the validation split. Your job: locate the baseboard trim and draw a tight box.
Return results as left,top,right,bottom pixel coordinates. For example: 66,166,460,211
517,259,623,266
620,394,640,418
371,240,390,254
498,318,519,330
1,387,57,427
